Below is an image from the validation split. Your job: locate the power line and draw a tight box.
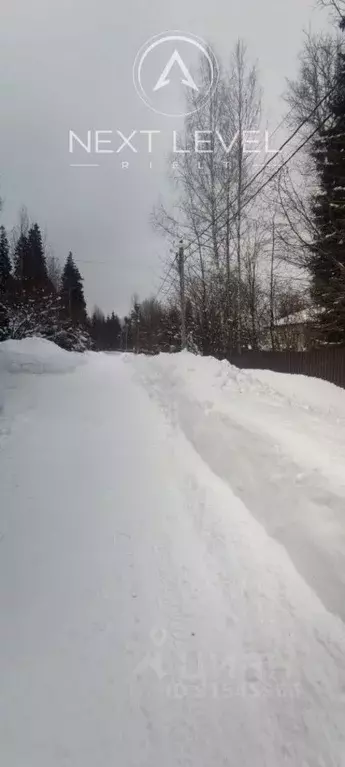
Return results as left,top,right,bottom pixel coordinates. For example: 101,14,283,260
154,110,295,299
74,259,114,265
185,82,338,259
187,108,295,228
186,107,333,265
72,112,297,285
155,82,337,299
155,252,179,299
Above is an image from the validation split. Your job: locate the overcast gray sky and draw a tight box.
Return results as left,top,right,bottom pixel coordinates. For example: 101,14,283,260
0,0,329,315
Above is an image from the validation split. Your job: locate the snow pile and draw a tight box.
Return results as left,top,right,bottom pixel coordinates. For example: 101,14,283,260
247,366,345,417
131,351,345,624
0,338,87,427
0,337,86,376
131,351,345,481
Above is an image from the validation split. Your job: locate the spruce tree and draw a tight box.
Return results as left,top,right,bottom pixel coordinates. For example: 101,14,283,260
108,312,121,349
0,226,11,286
14,233,30,281
311,50,345,342
14,223,49,288
60,252,87,323
27,223,48,284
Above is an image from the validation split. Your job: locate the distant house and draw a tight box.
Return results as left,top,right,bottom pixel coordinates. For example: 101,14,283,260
264,308,321,351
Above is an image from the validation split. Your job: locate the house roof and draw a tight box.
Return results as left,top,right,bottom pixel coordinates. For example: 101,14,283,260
262,307,324,331
274,308,319,327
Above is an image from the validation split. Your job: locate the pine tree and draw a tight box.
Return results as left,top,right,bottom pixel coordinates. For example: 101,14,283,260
89,309,122,351
0,211,90,350
163,305,180,351
311,51,345,343
130,298,141,353
60,252,87,323
27,223,48,284
108,312,121,349
14,233,30,280
13,223,49,288
90,307,105,349
0,226,11,287
122,316,133,350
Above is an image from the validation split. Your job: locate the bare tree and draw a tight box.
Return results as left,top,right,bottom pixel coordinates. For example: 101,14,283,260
285,31,341,133
152,39,262,355
47,255,62,292
318,0,345,27
9,206,30,262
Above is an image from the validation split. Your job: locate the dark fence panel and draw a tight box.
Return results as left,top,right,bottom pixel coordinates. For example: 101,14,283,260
227,348,345,389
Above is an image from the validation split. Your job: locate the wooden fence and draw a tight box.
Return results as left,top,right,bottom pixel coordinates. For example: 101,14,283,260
227,347,345,389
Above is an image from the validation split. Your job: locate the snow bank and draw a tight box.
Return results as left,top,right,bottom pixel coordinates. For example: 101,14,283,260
149,351,345,419
132,351,345,476
0,337,86,376
246,367,345,417
0,338,88,425
130,351,345,624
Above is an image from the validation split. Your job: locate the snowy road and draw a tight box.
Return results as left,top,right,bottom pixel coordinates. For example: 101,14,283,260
1,341,345,766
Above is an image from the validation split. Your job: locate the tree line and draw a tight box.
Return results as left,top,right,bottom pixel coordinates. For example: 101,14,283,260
0,209,123,352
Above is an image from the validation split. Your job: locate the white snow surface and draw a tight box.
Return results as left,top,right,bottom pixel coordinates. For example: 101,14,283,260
1,339,345,767
0,337,86,375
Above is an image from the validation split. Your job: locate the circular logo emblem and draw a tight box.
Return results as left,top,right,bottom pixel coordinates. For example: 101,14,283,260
133,31,219,118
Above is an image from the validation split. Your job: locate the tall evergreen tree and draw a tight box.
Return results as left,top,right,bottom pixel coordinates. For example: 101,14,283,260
14,233,30,280
311,50,345,342
107,312,121,349
89,308,121,350
0,226,11,286
27,223,48,284
14,223,48,287
60,252,87,323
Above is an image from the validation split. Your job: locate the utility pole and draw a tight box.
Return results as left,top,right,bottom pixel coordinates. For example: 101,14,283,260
236,130,243,356
178,240,186,350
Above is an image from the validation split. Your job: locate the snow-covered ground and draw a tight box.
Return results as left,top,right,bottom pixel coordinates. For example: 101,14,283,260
132,352,345,623
1,339,345,767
